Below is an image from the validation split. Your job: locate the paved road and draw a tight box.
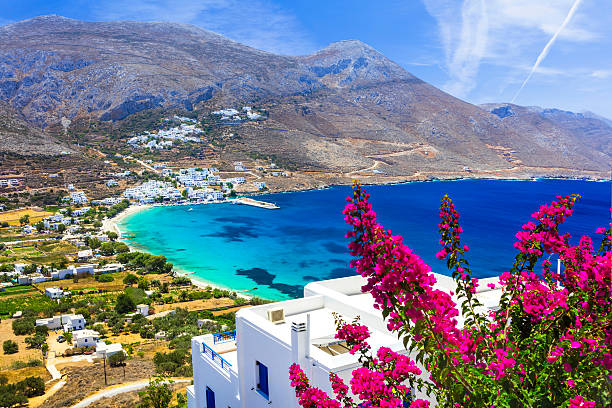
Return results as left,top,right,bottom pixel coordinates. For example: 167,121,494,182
70,379,189,408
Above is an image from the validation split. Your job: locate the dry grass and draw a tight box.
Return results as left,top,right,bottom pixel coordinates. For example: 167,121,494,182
44,359,157,408
0,318,45,368
151,297,235,313
0,365,51,383
211,304,252,316
0,209,53,226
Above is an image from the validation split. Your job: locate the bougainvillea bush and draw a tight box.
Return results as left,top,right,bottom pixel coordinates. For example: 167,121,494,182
289,183,611,408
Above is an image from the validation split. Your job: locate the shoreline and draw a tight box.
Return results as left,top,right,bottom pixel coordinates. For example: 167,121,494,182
104,204,255,299
106,177,609,300
102,204,152,236
243,175,611,199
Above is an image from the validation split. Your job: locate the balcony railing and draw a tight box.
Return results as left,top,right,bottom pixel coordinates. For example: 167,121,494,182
213,330,236,344
202,342,232,373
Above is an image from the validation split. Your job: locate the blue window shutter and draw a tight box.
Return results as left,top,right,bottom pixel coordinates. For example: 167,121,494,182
258,362,269,397
206,387,216,408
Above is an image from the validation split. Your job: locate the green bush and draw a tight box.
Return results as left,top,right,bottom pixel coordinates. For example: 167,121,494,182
115,293,136,314
12,318,35,336
3,340,18,355
95,274,114,282
108,352,127,367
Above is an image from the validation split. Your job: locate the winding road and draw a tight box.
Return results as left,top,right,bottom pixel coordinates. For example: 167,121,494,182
69,378,190,408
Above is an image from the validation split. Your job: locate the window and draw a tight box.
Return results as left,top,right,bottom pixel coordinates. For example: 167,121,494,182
256,361,269,398
206,386,215,408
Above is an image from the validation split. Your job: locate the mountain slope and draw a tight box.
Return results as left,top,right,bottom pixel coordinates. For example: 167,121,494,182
0,102,72,156
0,15,609,176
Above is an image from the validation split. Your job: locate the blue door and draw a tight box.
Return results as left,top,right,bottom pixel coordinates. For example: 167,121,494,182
257,362,269,398
206,386,215,408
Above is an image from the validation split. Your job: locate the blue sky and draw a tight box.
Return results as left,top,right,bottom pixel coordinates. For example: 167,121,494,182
2,0,612,118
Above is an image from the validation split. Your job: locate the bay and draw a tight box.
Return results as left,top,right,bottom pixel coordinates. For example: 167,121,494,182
119,179,611,300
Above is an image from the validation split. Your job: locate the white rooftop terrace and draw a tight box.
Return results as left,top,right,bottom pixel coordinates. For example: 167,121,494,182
198,273,502,376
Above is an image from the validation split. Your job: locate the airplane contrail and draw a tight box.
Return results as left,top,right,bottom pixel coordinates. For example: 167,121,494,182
511,0,583,103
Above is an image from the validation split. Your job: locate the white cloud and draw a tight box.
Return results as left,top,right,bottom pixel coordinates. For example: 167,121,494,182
422,0,599,98
92,0,316,55
591,69,612,79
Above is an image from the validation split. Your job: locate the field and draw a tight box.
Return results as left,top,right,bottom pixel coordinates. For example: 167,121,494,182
0,209,53,226
0,239,77,264
0,318,46,369
0,285,38,297
9,246,46,257
0,291,55,318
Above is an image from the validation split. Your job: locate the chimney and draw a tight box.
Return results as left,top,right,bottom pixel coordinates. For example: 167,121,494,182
291,314,310,364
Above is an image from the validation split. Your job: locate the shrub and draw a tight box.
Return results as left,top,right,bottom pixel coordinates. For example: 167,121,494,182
115,293,136,314
34,325,48,337
108,352,127,367
2,340,18,355
12,318,35,336
95,274,114,282
123,273,139,286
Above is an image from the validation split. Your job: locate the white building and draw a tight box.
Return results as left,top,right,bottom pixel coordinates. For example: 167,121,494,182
94,263,124,274
73,329,99,348
51,268,74,280
36,314,86,331
187,274,502,408
137,304,149,316
64,191,88,204
45,287,64,299
253,182,267,190
96,342,124,359
78,249,93,261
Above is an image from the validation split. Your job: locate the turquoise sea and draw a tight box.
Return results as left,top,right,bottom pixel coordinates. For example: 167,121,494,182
119,179,611,300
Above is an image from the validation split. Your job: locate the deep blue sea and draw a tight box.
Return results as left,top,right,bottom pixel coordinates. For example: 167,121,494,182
120,179,610,300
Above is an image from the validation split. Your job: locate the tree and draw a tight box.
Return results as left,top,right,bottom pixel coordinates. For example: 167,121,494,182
123,273,139,286
34,221,45,232
289,183,611,408
138,277,150,290
19,214,29,225
108,351,127,367
3,340,18,355
116,293,136,314
24,335,46,349
12,318,35,336
106,231,119,241
88,237,101,250
56,223,66,233
18,376,45,397
137,376,173,408
34,325,48,337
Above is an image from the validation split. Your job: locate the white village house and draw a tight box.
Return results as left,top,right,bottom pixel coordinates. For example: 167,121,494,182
44,287,64,299
72,329,99,347
187,274,502,408
95,342,124,359
36,314,86,331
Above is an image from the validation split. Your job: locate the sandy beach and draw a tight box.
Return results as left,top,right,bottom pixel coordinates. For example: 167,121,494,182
102,204,254,299
102,204,151,235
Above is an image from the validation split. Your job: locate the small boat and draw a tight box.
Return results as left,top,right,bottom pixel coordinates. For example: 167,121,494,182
187,208,193,212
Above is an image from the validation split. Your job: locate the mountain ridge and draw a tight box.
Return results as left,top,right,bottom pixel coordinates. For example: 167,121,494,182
0,15,609,178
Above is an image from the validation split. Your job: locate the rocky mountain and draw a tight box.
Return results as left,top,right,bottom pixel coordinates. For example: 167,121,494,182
0,15,609,177
482,103,612,160
0,101,72,156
